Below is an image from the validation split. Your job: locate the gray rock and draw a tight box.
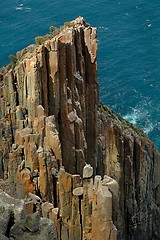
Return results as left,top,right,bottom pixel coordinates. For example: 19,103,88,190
24,212,40,232
0,203,12,235
0,234,8,240
0,229,9,240
9,214,57,240
39,217,57,240
83,164,93,178
0,190,25,236
0,190,25,222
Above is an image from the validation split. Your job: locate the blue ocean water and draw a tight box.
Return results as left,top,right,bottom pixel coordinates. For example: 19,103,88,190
1,0,160,149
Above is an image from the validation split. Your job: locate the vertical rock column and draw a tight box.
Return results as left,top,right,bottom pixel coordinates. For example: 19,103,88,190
69,187,82,240
46,164,117,240
59,167,73,240
83,27,98,174
92,177,117,240
82,164,93,239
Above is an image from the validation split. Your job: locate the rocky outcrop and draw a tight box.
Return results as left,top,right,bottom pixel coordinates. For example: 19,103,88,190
41,165,117,240
97,104,160,240
0,166,117,240
0,17,159,240
0,17,98,197
0,189,57,240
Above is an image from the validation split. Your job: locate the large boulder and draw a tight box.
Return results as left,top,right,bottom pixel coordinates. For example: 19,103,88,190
0,189,25,237
0,190,57,240
9,212,57,240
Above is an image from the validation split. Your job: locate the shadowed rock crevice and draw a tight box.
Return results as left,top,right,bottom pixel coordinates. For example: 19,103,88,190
0,17,159,240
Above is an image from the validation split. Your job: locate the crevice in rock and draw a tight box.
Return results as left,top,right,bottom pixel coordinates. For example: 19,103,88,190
12,72,19,106
53,175,58,207
44,47,51,116
5,212,14,238
133,139,140,205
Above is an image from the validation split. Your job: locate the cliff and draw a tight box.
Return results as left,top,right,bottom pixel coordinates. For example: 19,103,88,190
97,104,160,240
0,17,159,240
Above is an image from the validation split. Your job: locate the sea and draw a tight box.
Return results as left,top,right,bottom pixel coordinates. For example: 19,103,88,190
1,0,160,150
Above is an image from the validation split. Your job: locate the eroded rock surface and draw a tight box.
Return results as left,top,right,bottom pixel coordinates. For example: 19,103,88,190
0,189,57,240
0,17,159,240
97,104,160,240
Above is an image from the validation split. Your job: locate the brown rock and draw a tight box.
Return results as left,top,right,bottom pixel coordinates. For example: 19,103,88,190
0,17,159,240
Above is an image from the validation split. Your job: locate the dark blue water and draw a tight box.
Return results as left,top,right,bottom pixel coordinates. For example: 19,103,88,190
1,0,160,149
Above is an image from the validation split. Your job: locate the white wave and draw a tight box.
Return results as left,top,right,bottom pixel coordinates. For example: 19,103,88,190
123,111,154,134
98,26,108,31
143,123,154,134
16,6,23,10
123,112,138,125
16,5,31,12
123,101,155,135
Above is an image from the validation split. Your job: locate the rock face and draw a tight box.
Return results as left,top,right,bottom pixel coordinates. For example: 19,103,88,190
41,165,117,240
97,105,160,240
0,17,159,240
0,189,57,240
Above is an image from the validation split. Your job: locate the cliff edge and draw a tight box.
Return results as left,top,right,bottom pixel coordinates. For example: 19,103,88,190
0,17,159,240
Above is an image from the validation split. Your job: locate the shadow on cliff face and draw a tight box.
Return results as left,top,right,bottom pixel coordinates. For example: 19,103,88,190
0,17,159,240
97,104,160,240
52,29,99,176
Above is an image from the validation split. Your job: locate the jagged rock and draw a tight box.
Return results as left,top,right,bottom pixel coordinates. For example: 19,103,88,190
0,190,57,240
0,232,8,240
97,105,160,240
102,175,119,198
57,166,117,240
58,167,72,224
9,213,57,240
24,192,42,214
0,190,25,223
0,16,98,197
0,17,159,240
0,202,12,236
92,176,117,240
0,190,25,239
24,212,40,232
42,202,54,218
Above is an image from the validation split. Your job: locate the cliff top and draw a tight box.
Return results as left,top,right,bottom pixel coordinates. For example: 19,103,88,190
98,102,158,147
0,17,92,75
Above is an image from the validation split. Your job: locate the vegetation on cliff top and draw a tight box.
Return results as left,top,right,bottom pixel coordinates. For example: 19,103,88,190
0,20,75,73
35,21,75,45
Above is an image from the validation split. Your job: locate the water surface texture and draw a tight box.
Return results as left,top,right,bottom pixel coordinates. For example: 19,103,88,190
1,0,160,149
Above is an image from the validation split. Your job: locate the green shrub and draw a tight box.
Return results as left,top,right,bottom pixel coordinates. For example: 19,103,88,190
64,21,74,27
17,49,27,61
49,25,55,32
35,34,54,45
35,22,74,46
35,36,45,45
9,54,17,65
51,27,63,37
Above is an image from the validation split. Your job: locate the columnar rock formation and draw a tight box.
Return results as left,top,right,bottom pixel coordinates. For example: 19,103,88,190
97,105,160,240
0,17,159,240
0,165,117,240
47,165,117,240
